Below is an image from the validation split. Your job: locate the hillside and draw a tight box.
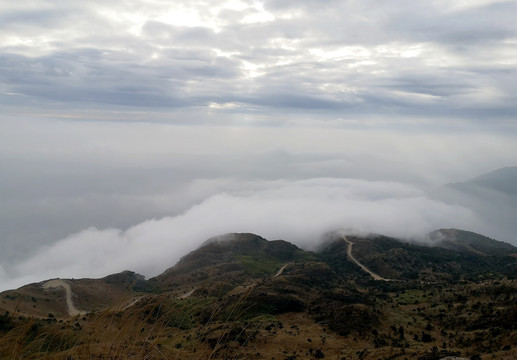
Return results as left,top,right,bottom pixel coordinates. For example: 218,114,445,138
152,233,314,295
346,233,517,281
1,231,517,359
0,270,146,319
431,166,517,244
454,166,517,195
429,229,517,257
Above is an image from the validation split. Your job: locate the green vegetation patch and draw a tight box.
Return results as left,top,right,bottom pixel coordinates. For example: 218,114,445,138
293,249,318,262
237,255,282,277
395,290,428,305
164,298,217,330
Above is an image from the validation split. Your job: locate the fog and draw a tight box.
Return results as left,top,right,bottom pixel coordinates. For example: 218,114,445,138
0,177,480,291
1,118,516,291
1,0,517,291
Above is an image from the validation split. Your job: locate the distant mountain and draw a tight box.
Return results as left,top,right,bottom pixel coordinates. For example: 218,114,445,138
429,228,517,257
431,166,517,244
450,166,517,195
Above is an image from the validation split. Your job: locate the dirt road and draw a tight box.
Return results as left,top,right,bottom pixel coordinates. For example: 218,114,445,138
179,288,197,299
342,236,391,281
43,279,87,316
273,263,290,278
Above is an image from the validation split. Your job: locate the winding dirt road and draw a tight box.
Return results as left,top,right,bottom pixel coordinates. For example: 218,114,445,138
273,263,290,278
342,236,391,281
43,279,87,316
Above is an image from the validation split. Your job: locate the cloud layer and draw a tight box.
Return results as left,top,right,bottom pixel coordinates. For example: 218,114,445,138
0,177,479,291
1,0,517,125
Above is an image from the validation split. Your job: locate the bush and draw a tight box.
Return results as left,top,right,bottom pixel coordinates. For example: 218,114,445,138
0,311,13,332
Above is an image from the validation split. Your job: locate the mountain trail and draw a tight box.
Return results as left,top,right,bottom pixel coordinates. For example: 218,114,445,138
43,279,87,316
179,288,197,299
273,263,291,278
120,295,146,310
342,237,393,281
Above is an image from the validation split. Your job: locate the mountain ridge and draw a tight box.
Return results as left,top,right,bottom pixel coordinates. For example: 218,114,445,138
3,228,516,316
430,166,517,244
1,229,516,359
429,228,517,257
454,166,517,195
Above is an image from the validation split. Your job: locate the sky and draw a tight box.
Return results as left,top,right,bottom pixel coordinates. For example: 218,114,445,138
1,0,517,291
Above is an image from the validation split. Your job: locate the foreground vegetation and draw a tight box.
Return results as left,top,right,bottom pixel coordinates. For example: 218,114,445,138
1,231,516,359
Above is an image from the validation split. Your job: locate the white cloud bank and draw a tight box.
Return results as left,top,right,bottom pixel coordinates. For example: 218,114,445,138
0,177,478,291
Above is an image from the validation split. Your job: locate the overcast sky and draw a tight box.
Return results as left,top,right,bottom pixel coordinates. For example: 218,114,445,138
1,0,516,290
